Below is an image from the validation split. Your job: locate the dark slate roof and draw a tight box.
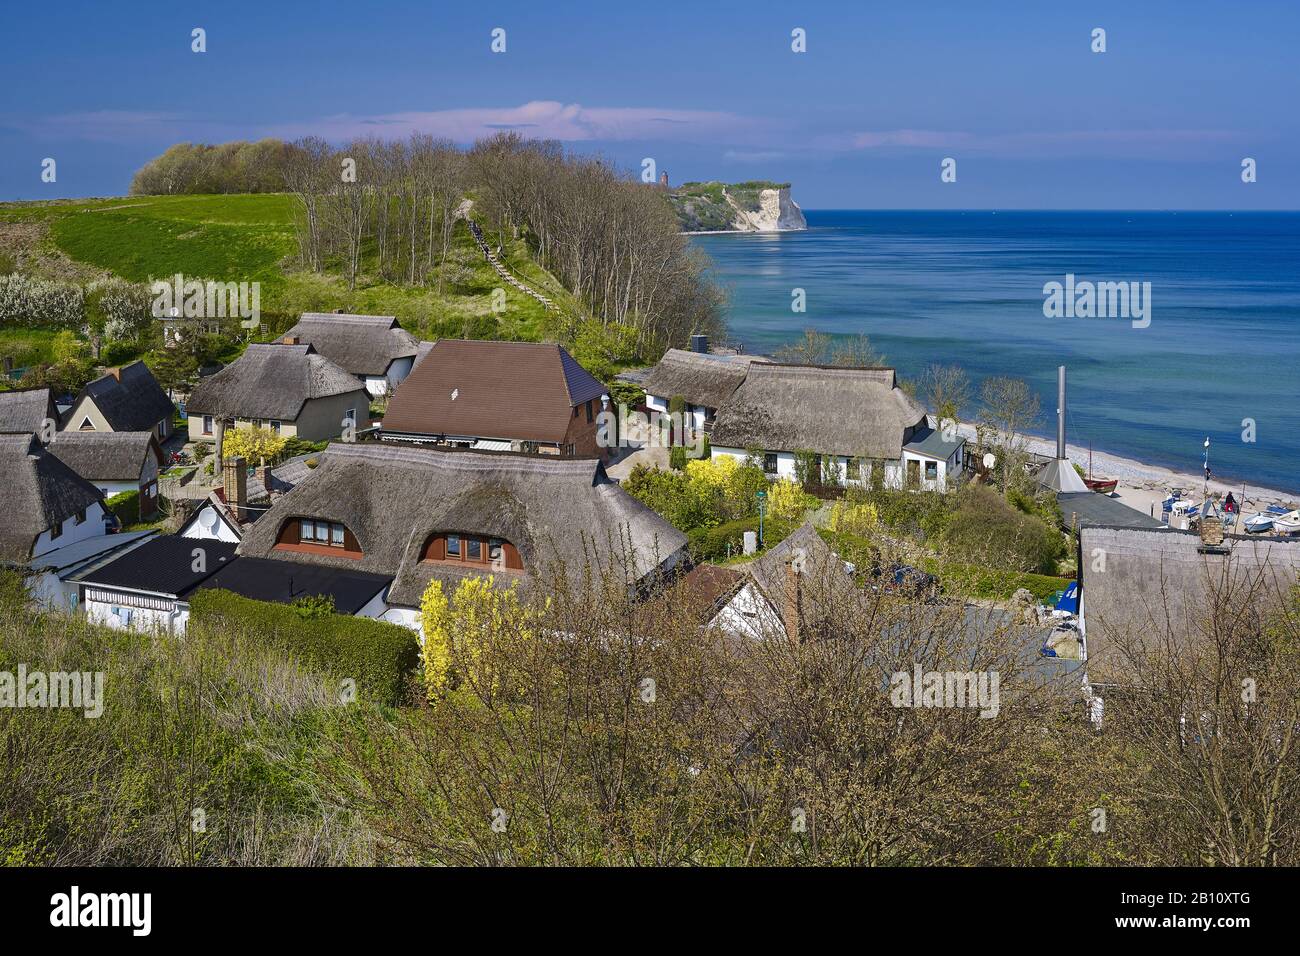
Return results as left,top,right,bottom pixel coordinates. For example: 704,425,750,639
236,442,687,607
1079,526,1300,684
48,431,161,482
23,530,155,573
381,340,608,443
186,344,367,421
710,364,929,459
77,536,238,597
903,424,966,460
71,362,174,432
1057,492,1166,531
0,387,58,434
283,313,421,377
193,555,391,614
0,434,106,563
642,349,758,409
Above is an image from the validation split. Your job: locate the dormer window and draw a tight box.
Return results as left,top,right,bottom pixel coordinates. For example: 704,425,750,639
422,532,522,571
275,518,361,558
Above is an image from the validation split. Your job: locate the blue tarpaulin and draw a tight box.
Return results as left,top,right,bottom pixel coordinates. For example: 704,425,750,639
1055,581,1079,614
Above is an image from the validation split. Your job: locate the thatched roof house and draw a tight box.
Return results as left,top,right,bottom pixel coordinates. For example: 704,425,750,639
186,344,368,442
48,431,162,483
63,362,175,440
381,340,610,457
0,387,58,436
0,433,106,563
47,431,164,512
236,443,688,620
1079,525,1300,684
642,348,762,410
711,364,928,460
282,313,423,396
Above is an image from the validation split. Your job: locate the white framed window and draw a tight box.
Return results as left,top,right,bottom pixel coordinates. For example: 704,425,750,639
78,416,95,431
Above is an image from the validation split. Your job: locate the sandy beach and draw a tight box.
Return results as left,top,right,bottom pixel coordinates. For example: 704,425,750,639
953,422,1299,522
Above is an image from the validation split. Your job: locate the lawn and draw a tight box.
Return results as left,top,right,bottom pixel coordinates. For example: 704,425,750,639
0,194,582,345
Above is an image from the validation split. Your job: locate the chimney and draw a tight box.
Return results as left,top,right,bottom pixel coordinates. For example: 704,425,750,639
282,335,300,346
1056,365,1067,460
222,456,248,522
254,462,272,496
690,334,709,354
782,558,802,644
107,367,122,382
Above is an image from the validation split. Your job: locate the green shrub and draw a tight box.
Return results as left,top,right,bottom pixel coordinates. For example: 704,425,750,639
104,489,140,526
189,589,420,706
921,559,1071,602
688,516,793,562
669,446,687,471
942,486,1066,575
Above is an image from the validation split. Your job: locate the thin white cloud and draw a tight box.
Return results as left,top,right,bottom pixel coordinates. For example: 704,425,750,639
847,127,1241,157
270,101,758,144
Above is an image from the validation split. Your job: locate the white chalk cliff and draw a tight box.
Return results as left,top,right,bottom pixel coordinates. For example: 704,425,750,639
727,186,807,232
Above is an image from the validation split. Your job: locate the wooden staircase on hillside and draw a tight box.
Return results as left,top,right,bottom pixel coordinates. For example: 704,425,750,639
466,219,555,311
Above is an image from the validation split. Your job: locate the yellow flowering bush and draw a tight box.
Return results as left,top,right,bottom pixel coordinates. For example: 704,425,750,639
828,499,880,537
420,575,536,699
767,478,817,523
221,426,287,464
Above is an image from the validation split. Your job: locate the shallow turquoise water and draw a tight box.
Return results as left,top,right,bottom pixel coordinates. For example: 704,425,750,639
690,210,1300,493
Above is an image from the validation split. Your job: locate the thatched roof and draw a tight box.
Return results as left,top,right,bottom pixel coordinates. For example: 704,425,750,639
710,363,928,458
48,431,162,482
382,340,608,443
284,313,421,377
642,349,758,409
0,434,105,562
1080,526,1300,684
0,387,57,435
236,442,687,607
187,344,367,421
70,362,173,432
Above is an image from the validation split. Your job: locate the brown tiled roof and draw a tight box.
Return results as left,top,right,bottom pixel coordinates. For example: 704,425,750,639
381,340,607,444
681,563,745,622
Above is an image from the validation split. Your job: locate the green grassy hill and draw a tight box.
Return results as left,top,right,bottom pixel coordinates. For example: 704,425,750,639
0,193,583,346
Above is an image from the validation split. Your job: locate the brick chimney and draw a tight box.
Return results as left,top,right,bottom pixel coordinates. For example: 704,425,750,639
222,456,248,522
282,335,300,346
254,462,272,496
782,557,802,644
106,367,122,382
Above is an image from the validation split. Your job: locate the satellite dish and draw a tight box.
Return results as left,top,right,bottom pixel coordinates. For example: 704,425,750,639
982,453,997,470
200,508,218,530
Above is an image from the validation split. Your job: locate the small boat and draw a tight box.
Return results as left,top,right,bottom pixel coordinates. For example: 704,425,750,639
1266,504,1291,515
1273,510,1300,535
1084,443,1117,494
1243,513,1274,533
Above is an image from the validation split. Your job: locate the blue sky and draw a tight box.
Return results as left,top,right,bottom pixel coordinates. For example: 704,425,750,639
2,0,1297,207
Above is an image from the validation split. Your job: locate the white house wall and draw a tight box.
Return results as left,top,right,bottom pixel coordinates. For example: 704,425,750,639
180,503,241,543
84,590,188,634
32,502,109,558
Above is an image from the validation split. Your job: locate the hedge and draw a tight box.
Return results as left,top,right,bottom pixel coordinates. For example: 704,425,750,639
688,516,794,562
188,589,421,707
105,489,140,526
921,559,1071,602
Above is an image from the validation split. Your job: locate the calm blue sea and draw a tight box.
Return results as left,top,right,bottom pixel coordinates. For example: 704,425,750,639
690,210,1300,494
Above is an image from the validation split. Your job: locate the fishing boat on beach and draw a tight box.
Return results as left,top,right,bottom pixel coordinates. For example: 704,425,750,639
1244,512,1275,533
1273,510,1300,535
1084,442,1117,494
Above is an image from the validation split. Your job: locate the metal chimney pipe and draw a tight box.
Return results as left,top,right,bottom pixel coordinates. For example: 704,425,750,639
1057,365,1066,460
